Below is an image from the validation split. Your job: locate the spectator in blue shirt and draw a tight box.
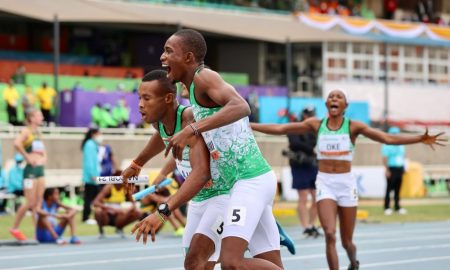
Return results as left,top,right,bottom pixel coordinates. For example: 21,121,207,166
381,127,407,215
81,126,102,224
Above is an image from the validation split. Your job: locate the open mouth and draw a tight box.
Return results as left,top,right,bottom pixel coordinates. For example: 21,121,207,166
162,64,171,76
330,104,339,111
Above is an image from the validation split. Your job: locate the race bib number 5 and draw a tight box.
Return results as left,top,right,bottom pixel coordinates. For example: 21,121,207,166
225,206,247,226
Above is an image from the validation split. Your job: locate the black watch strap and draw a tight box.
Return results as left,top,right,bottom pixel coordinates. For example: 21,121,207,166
158,203,171,217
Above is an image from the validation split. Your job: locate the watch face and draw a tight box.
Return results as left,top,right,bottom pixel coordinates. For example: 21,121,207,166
158,203,166,211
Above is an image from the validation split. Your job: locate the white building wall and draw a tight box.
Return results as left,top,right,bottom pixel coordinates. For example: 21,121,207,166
324,80,450,122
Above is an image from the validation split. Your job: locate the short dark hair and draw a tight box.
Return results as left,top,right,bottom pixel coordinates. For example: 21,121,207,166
141,70,176,94
44,188,57,200
173,29,207,63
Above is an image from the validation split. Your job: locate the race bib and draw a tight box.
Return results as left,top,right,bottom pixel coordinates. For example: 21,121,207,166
201,131,220,161
175,159,192,179
318,134,351,156
225,206,247,227
211,215,224,237
24,179,34,189
32,140,45,153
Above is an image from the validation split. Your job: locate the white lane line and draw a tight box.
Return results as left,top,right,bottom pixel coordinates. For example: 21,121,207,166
312,255,450,270
283,243,450,261
290,233,450,249
0,243,182,260
0,254,183,270
287,227,450,241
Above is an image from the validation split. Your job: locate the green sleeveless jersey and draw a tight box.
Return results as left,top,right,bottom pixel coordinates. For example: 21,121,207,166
317,117,354,161
158,105,230,202
188,68,272,188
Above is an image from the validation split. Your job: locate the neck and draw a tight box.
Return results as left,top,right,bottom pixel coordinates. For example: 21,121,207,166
160,102,179,134
327,115,344,128
180,63,204,89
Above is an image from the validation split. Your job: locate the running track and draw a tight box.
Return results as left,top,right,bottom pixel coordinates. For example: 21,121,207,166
1,221,450,270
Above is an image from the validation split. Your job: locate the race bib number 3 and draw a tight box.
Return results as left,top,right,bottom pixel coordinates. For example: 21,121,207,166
211,215,224,237
225,206,247,227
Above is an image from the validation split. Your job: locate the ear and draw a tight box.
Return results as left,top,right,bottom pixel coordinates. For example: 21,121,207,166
185,52,195,64
165,93,175,103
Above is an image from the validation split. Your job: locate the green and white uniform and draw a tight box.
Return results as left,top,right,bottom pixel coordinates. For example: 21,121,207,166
158,104,229,261
315,117,358,206
189,68,280,255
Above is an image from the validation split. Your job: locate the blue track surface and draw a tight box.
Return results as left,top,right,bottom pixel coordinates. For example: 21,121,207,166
1,221,450,270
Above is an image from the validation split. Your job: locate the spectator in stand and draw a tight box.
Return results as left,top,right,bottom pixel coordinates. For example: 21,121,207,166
112,98,130,128
22,85,37,112
72,82,84,92
13,64,26,85
91,103,102,127
99,104,118,128
416,0,434,23
36,82,57,126
384,0,398,20
81,126,102,224
36,188,81,244
3,80,20,126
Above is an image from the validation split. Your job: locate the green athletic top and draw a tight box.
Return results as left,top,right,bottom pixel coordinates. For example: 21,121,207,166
317,117,354,161
158,104,230,202
188,67,272,188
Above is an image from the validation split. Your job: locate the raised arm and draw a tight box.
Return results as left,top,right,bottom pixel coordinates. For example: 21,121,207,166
354,121,447,148
193,69,250,132
250,118,318,135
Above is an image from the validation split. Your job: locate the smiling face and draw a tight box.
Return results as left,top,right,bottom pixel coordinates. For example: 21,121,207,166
138,80,173,124
160,35,188,83
326,89,348,117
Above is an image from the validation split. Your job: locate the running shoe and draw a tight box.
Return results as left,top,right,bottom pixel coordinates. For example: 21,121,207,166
56,237,67,245
9,228,27,241
277,221,296,255
348,260,359,270
174,227,185,237
384,208,393,215
70,236,81,244
311,226,322,238
397,208,407,215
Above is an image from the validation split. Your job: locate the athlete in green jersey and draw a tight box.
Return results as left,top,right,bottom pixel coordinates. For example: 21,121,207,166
251,89,446,270
160,29,284,270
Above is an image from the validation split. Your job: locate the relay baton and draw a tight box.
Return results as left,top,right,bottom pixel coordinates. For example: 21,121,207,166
96,175,149,184
132,178,173,201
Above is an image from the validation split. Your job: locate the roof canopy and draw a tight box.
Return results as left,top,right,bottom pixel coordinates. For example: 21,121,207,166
0,0,367,43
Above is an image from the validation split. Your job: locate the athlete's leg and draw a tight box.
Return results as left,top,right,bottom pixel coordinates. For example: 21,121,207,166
308,189,318,226
338,206,358,269
185,234,215,270
317,199,339,270
297,189,310,228
12,178,38,229
221,172,282,270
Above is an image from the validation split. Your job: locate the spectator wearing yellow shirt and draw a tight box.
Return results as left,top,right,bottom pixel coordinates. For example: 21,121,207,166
36,82,57,125
3,80,20,126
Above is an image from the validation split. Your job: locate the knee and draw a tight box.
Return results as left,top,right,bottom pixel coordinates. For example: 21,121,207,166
220,256,242,270
184,254,206,270
323,228,336,243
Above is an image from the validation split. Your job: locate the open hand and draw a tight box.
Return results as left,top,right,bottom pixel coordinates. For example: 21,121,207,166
164,126,193,160
421,128,447,150
131,213,163,244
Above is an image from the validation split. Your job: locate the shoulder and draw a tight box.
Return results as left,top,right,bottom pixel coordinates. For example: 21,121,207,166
194,68,223,86
182,107,194,126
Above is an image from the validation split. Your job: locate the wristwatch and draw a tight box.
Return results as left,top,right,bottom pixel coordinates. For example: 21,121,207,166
157,203,171,218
